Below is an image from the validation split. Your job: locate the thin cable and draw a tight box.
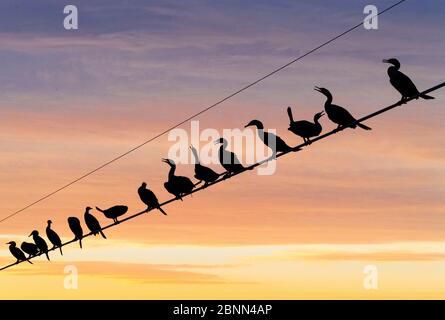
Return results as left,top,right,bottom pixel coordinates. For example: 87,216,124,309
0,0,407,224
2,81,443,271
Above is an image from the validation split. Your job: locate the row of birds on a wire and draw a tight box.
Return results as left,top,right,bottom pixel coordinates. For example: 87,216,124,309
5,58,435,266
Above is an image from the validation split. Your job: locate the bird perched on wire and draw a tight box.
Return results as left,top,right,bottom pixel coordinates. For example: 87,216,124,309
383,58,434,103
95,205,128,223
287,107,324,145
21,242,39,258
29,230,50,261
215,138,251,177
314,87,371,131
84,207,106,239
244,119,294,157
190,145,219,186
46,220,63,255
162,158,195,200
7,241,32,264
68,217,83,249
138,182,167,215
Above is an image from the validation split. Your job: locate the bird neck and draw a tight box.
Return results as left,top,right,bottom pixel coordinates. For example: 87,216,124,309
168,165,176,178
324,98,332,108
256,129,267,143
387,65,399,76
323,93,333,106
314,116,321,125
191,148,200,164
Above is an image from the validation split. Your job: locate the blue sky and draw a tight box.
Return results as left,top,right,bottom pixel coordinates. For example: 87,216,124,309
0,0,443,111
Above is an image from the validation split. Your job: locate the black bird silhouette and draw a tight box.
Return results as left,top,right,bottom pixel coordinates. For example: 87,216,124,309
314,87,371,131
21,242,39,258
287,107,324,144
190,145,219,186
162,158,195,200
7,241,32,264
67,217,83,249
138,182,167,215
244,120,293,155
46,220,63,255
215,138,248,177
29,230,50,261
84,207,106,239
96,205,128,223
383,58,434,103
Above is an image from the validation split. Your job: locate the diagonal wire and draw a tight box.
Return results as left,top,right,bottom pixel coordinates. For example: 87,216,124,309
1,81,443,271
0,0,407,223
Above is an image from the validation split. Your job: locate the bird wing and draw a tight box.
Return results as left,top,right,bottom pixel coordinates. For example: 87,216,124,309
391,70,419,97
48,229,62,244
330,104,357,124
85,214,101,230
265,132,289,151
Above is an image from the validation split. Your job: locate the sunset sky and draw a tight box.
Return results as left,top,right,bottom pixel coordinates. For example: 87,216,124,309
0,0,444,299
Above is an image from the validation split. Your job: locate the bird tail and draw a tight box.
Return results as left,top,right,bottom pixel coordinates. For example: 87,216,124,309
59,246,63,256
27,259,33,264
357,122,372,130
420,94,434,100
158,207,167,215
100,230,107,239
45,252,50,261
286,107,294,123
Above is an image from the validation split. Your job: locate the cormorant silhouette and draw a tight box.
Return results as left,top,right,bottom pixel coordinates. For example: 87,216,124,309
383,58,434,103
84,207,106,239
244,120,293,156
287,107,324,144
314,87,371,131
162,158,195,200
190,145,219,186
7,241,32,264
96,205,128,223
215,138,248,177
67,217,83,249
29,230,50,261
138,182,167,215
46,220,63,255
21,242,39,258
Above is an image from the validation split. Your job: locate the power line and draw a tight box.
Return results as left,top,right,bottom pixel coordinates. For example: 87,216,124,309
0,0,407,224
2,81,443,271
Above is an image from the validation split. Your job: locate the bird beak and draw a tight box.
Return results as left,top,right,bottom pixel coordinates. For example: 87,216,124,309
314,86,322,92
214,140,219,145
6,242,11,244
320,111,325,116
382,59,389,63
28,232,32,237
244,124,249,128
161,158,168,163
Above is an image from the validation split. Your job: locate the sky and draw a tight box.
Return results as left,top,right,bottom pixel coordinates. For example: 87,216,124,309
0,0,444,299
